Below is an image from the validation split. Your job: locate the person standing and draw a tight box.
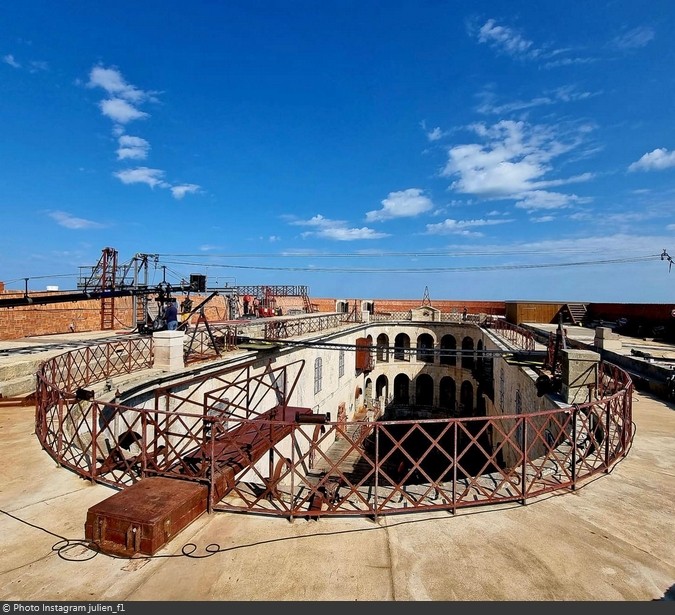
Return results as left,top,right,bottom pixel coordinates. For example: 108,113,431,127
165,299,179,330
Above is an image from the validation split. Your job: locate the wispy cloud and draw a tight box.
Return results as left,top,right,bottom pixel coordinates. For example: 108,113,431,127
3,54,21,68
290,214,389,241
474,19,540,60
477,85,598,115
170,184,201,199
515,190,586,212
116,135,150,160
612,26,655,50
366,189,434,222
425,217,512,236
628,148,675,172
48,211,104,230
88,66,154,104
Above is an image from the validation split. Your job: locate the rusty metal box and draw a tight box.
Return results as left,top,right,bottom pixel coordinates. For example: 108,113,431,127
85,476,208,556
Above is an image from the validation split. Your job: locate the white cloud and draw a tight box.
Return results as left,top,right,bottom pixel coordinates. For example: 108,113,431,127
88,66,149,103
87,65,202,199
366,188,434,222
170,184,200,199
48,211,104,230
476,19,539,59
99,98,149,124
319,227,389,240
291,214,389,240
114,167,168,189
425,217,512,236
613,26,655,50
514,190,581,211
427,127,443,141
116,135,150,160
629,148,675,172
442,119,590,207
477,86,598,115
3,54,21,68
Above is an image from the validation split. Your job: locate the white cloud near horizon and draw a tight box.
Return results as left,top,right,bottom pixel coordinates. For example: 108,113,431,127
48,211,104,230
366,188,434,222
425,217,513,236
290,214,389,240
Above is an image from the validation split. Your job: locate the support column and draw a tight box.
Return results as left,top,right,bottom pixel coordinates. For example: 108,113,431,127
153,330,185,371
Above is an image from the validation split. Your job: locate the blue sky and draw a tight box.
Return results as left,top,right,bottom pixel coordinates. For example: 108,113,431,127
2,1,675,302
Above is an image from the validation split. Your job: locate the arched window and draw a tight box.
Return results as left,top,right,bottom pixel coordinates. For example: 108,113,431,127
393,374,410,404
375,375,388,400
394,333,410,361
461,336,474,369
460,380,474,416
314,357,323,394
440,334,456,366
439,376,456,413
376,333,389,362
415,373,434,406
416,333,435,363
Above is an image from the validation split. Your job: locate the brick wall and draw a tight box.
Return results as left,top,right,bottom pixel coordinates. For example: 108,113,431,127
312,298,505,316
0,290,505,340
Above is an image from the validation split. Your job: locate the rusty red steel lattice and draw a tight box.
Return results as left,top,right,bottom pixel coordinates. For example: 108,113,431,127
35,337,634,519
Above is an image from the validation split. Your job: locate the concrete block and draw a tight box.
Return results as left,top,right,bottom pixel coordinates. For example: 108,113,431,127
561,348,600,405
594,326,619,340
152,330,185,371
595,338,623,351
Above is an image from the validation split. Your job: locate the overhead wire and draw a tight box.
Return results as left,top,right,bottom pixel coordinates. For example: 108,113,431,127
157,253,659,274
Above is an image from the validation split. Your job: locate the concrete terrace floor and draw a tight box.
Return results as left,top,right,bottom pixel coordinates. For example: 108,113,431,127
1,330,675,602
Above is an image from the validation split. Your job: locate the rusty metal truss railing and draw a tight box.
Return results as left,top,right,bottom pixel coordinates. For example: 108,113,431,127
487,319,536,351
34,334,634,519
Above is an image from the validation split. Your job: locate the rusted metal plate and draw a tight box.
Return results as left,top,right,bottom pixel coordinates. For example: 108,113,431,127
184,405,312,474
85,476,207,556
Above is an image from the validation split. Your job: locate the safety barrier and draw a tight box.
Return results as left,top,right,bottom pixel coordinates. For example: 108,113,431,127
34,335,633,519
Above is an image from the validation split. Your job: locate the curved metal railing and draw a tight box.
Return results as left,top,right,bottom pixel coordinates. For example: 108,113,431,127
34,336,633,519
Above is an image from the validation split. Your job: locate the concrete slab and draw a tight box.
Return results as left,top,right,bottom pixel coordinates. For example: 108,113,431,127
1,326,674,602
1,389,674,601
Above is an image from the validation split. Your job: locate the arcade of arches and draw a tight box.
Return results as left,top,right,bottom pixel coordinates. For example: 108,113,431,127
363,329,488,419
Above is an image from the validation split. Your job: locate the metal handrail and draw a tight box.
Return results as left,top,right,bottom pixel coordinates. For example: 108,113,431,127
34,337,633,518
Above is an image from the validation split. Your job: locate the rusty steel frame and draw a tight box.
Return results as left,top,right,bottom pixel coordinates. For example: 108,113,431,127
34,335,633,519
488,319,535,350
